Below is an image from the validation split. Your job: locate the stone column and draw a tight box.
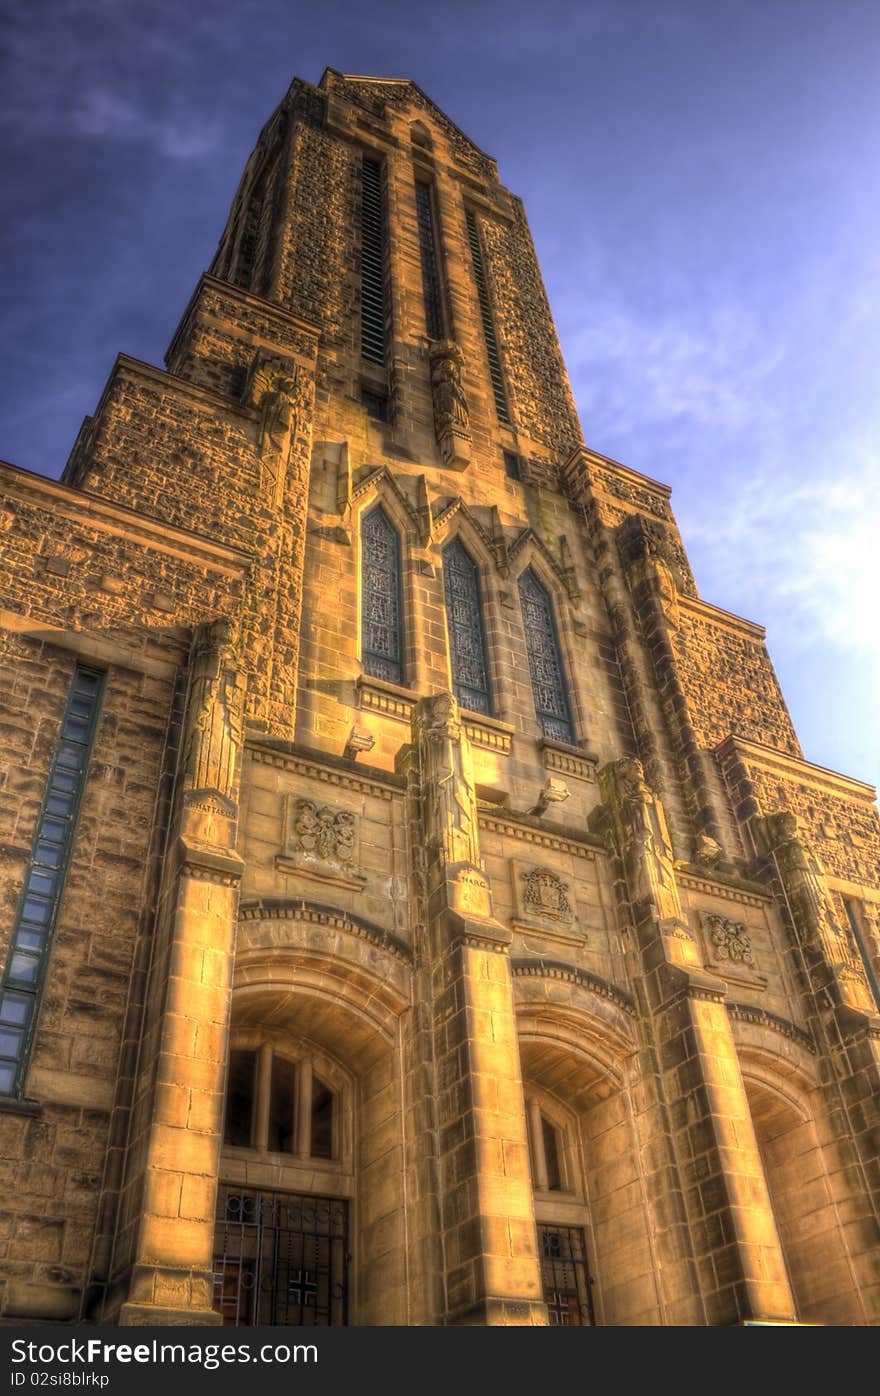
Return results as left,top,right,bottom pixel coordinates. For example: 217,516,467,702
404,693,546,1325
119,619,245,1325
755,812,880,1314
593,758,797,1326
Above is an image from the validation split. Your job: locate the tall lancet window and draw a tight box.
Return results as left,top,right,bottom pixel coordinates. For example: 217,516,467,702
361,506,404,685
443,538,492,715
519,569,574,744
415,181,445,340
360,156,387,366
465,208,510,424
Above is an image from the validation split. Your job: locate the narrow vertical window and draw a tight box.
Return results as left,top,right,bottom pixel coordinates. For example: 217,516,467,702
361,506,404,685
415,181,445,340
519,569,574,744
465,208,510,424
224,1049,257,1147
0,664,104,1095
360,157,387,366
843,898,880,1011
443,538,492,716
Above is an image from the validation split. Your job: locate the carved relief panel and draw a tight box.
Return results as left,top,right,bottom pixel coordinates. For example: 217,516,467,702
278,796,366,890
510,860,581,946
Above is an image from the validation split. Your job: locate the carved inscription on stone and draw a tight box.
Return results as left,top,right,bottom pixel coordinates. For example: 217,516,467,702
703,913,755,968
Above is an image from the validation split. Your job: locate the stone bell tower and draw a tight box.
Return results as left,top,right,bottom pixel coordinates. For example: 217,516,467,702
0,69,878,1327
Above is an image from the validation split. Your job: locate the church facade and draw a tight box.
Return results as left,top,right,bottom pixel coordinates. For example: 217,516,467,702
0,69,879,1327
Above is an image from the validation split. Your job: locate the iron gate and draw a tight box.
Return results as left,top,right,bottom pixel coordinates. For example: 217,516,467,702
213,1186,348,1326
538,1223,594,1325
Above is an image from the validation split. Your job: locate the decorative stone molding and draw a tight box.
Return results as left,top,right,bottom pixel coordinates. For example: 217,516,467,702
356,674,415,723
510,958,635,1015
478,812,600,861
677,871,770,908
539,739,598,783
462,712,513,755
238,899,412,962
727,1002,816,1054
248,743,399,800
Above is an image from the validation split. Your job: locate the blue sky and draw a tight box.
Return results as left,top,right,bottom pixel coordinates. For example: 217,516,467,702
2,0,878,790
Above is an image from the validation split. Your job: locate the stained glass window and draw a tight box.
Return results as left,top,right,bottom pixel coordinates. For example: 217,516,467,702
361,506,404,684
0,664,104,1095
519,568,574,743
443,538,492,715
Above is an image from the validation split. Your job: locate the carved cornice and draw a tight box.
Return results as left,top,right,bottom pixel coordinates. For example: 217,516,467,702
561,445,672,507
247,740,400,799
0,459,252,574
676,594,766,641
539,739,598,783
727,1001,816,1054
356,675,415,724
238,898,412,962
165,271,321,367
677,868,772,908
477,811,602,860
716,735,877,804
510,957,635,1014
178,836,245,887
463,712,513,754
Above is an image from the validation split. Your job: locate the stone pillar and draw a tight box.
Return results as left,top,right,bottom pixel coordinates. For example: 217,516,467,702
405,693,546,1325
755,812,880,1314
119,620,245,1325
593,758,797,1326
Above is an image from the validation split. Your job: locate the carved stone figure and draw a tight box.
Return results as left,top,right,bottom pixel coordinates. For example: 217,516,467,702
430,340,469,433
412,691,481,872
598,757,682,923
429,341,471,469
758,811,872,1005
183,617,244,800
245,354,301,454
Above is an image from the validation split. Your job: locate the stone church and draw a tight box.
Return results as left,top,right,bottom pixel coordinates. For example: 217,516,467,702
0,68,878,1328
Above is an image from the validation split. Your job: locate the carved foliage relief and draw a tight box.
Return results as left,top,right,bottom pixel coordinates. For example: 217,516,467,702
702,913,756,969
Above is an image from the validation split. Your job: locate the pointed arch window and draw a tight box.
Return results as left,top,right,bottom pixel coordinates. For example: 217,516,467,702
361,505,404,685
519,568,574,744
442,538,492,716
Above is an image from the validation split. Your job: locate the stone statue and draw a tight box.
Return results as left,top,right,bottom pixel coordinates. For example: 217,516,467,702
429,341,471,468
598,757,683,923
413,691,480,871
759,811,872,1005
430,341,469,432
183,617,245,800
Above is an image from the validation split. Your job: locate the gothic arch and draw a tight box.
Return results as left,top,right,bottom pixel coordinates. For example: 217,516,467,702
509,546,585,746
225,927,411,1326
438,523,504,718
353,482,423,689
736,1045,867,1325
514,996,661,1325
